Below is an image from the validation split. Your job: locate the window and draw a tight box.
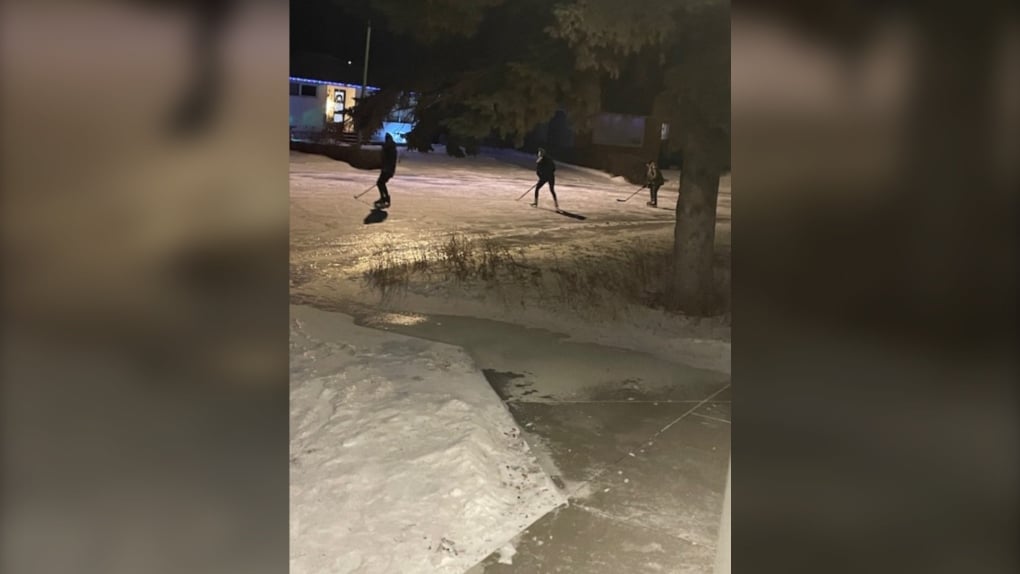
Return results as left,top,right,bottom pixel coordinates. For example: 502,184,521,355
289,82,299,96
300,84,317,97
333,90,346,123
386,107,414,123
592,113,645,147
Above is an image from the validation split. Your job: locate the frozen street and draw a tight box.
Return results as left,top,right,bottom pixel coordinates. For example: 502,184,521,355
377,314,730,574
290,147,731,573
290,146,730,272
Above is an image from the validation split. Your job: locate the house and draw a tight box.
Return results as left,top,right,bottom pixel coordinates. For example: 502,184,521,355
529,69,681,182
526,110,675,184
288,75,414,144
577,111,674,176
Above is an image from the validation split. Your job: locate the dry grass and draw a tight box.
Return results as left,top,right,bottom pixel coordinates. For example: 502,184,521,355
362,233,730,318
546,247,675,316
363,234,531,297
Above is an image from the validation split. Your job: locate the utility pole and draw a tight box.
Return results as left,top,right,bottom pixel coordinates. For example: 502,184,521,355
359,19,372,145
360,20,371,101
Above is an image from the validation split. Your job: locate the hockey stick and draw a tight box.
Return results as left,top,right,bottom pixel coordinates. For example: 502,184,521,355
354,184,377,199
616,185,647,202
516,183,538,201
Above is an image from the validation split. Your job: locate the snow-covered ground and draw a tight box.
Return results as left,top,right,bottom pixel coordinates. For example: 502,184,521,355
289,146,731,573
290,146,731,373
290,305,565,574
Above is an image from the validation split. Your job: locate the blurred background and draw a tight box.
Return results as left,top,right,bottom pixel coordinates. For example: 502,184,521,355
1,1,288,573
732,1,1019,573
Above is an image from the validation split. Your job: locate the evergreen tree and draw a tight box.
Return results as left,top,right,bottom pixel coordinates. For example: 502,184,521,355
343,0,729,314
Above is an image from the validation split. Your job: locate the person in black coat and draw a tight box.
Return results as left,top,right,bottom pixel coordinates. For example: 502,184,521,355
532,148,559,210
645,160,665,207
376,134,398,208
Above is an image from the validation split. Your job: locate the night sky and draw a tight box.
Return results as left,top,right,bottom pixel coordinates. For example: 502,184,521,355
290,0,401,85
290,0,661,114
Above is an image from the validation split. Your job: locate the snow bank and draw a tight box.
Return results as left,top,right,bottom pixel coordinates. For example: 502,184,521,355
290,305,565,574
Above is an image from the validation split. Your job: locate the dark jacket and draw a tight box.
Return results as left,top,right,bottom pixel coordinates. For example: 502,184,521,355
646,163,665,187
536,155,556,180
381,137,398,174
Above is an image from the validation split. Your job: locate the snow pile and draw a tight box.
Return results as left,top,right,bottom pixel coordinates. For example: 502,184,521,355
495,541,517,565
290,305,565,574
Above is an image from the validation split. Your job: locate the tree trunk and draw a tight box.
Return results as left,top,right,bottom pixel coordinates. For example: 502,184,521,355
669,157,721,315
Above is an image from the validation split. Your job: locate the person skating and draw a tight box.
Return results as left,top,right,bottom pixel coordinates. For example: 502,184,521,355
531,147,559,210
375,133,398,208
645,159,665,207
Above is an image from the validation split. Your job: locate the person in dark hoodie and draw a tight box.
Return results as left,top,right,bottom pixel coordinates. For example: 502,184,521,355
532,147,559,210
375,133,398,208
645,159,665,207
